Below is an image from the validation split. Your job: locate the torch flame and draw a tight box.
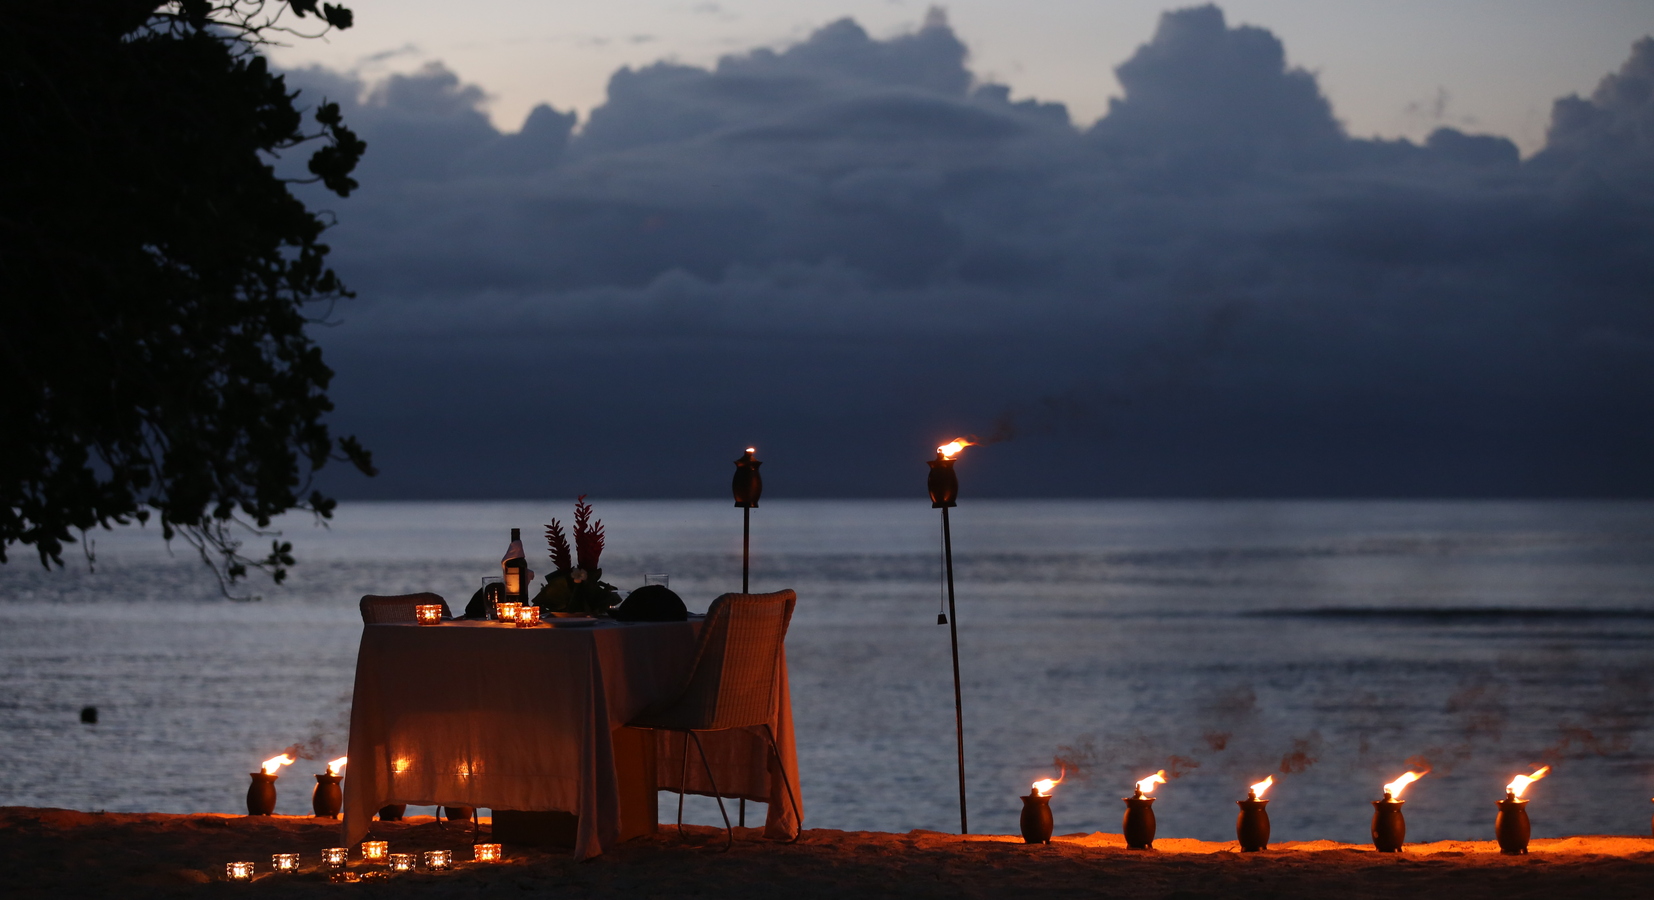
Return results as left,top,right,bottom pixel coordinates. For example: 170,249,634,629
746,447,755,454
327,756,348,777
1383,770,1425,799
1250,775,1274,798
1032,769,1066,797
937,438,975,460
261,754,295,776
1507,765,1549,798
1136,770,1167,795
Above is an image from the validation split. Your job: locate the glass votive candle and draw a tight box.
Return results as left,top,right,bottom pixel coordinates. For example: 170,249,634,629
225,861,256,881
423,849,453,871
515,606,541,627
473,843,503,862
495,602,521,623
361,840,388,862
270,853,300,873
387,853,417,873
321,847,349,869
415,604,444,625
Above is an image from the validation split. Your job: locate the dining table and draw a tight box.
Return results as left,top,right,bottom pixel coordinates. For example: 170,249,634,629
340,616,802,859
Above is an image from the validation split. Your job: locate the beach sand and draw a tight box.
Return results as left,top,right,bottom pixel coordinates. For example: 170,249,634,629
3,807,1652,898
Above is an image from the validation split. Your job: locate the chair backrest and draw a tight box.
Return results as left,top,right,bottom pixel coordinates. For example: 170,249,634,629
666,590,797,731
359,592,450,624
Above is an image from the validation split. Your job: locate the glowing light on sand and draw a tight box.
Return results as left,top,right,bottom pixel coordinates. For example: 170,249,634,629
1136,770,1168,794
1507,766,1550,798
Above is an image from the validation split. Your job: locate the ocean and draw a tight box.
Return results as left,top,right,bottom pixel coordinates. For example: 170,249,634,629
2,499,1651,844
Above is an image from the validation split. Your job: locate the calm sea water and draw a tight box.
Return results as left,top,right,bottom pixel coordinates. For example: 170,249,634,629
2,500,1652,843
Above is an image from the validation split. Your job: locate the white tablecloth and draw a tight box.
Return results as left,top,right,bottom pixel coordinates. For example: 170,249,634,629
340,619,801,858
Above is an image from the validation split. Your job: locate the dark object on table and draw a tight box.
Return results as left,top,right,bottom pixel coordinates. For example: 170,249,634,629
79,706,97,724
360,593,450,623
1372,797,1406,852
1020,790,1053,844
1123,791,1156,849
628,590,802,850
377,804,406,821
462,582,505,619
246,772,279,816
610,585,688,622
1496,792,1530,854
313,772,343,818
1237,796,1270,851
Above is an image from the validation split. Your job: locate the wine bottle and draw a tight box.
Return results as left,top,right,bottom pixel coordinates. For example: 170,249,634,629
502,528,529,604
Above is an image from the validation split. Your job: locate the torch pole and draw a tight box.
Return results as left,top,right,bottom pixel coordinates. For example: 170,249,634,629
742,507,751,594
941,505,967,834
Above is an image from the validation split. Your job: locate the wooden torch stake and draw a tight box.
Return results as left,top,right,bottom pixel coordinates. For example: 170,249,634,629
741,504,750,828
942,505,967,834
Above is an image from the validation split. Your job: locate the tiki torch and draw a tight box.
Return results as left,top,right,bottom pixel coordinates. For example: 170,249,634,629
929,438,972,834
1236,775,1273,851
1496,766,1549,854
732,447,762,593
1372,769,1425,852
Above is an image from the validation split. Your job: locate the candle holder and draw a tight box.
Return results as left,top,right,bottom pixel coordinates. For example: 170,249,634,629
361,840,388,862
271,853,299,874
1236,795,1270,852
423,850,453,871
313,772,343,818
246,772,279,816
1371,797,1406,852
321,847,349,870
328,871,360,883
1019,789,1053,844
388,853,417,873
515,606,541,627
1495,791,1530,855
495,602,521,623
415,603,444,625
225,861,256,882
473,843,503,863
1122,789,1157,850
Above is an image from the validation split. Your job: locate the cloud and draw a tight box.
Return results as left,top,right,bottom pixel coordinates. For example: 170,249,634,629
281,5,1654,499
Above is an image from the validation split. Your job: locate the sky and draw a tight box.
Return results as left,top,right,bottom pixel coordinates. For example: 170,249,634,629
268,0,1654,156
269,3,1654,500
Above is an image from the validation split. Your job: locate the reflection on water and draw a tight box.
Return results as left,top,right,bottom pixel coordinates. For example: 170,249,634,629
1,500,1651,842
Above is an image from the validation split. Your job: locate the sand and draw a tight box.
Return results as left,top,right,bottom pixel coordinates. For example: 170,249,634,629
3,807,1653,898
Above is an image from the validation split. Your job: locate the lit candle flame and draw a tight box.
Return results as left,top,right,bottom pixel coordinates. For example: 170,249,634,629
937,438,975,460
1507,765,1549,798
1032,769,1066,797
1383,770,1425,799
261,754,295,776
327,756,348,777
1250,775,1274,798
1136,770,1167,795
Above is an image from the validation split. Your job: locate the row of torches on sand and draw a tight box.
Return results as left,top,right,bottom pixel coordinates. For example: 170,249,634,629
1020,766,1559,854
227,754,506,882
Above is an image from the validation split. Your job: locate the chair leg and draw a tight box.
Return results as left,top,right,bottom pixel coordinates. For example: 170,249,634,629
760,724,803,843
687,731,733,852
676,731,690,840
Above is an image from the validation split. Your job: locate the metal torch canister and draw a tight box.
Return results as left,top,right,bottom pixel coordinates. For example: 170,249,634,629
1020,791,1053,844
312,772,343,819
1371,796,1406,852
1122,790,1157,850
1495,792,1530,855
246,772,279,816
1236,795,1271,852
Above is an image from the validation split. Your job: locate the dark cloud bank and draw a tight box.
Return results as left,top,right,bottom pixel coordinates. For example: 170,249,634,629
287,5,1654,499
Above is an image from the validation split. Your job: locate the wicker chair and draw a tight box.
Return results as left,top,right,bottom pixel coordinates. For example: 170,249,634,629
628,589,801,850
358,592,451,624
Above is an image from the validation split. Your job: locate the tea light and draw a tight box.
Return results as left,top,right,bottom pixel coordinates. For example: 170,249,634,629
225,861,256,881
387,852,417,873
473,843,503,862
321,847,349,869
515,606,541,627
423,849,453,871
415,604,444,625
271,853,300,873
361,840,388,862
495,602,521,622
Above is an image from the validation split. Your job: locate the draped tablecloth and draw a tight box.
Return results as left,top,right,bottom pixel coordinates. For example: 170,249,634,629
340,620,801,859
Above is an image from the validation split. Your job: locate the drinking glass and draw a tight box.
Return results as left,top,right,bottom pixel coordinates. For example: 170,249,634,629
644,574,669,588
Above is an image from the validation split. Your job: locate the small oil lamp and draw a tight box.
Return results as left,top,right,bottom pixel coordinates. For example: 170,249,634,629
473,843,503,863
1021,772,1064,844
247,753,293,815
271,853,299,874
515,605,541,627
1236,775,1273,852
495,601,521,623
1123,770,1166,850
225,861,256,881
1372,770,1424,852
1496,765,1549,855
415,603,444,625
361,840,388,863
387,853,416,873
423,850,453,871
321,847,348,870
313,756,346,818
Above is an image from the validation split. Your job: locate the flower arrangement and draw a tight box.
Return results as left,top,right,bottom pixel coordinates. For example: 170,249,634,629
533,495,620,614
